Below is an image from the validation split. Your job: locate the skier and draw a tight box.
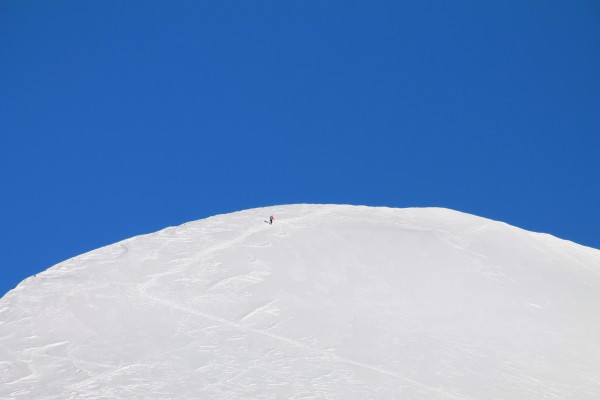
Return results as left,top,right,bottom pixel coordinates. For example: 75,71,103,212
269,215,275,225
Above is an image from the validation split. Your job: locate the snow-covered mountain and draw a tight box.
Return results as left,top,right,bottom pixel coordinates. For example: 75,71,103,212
1,204,600,399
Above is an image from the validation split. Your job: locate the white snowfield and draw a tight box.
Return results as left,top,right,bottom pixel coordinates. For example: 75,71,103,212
1,205,600,400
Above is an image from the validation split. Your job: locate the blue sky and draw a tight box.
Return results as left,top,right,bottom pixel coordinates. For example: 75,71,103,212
1,1,599,297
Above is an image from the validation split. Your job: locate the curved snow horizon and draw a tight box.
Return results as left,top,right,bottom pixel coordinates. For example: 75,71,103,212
1,204,600,399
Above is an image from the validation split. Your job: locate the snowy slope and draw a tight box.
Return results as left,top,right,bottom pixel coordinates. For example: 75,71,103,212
1,204,600,399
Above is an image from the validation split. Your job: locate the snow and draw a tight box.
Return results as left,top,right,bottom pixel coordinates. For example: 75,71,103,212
1,204,600,399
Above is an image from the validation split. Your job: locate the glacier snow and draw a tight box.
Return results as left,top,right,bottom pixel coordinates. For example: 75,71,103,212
1,204,600,399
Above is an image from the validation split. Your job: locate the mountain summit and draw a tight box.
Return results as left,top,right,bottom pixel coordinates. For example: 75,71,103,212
2,204,600,399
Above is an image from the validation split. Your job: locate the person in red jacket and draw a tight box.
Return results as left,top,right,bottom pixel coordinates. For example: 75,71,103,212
269,215,275,225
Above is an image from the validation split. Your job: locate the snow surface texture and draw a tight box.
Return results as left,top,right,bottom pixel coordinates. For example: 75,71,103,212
1,204,600,399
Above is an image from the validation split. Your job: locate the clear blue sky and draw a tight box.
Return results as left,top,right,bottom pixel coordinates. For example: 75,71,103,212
1,1,598,297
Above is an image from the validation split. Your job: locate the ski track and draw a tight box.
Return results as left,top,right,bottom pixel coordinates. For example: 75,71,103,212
144,285,471,400
238,299,278,322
